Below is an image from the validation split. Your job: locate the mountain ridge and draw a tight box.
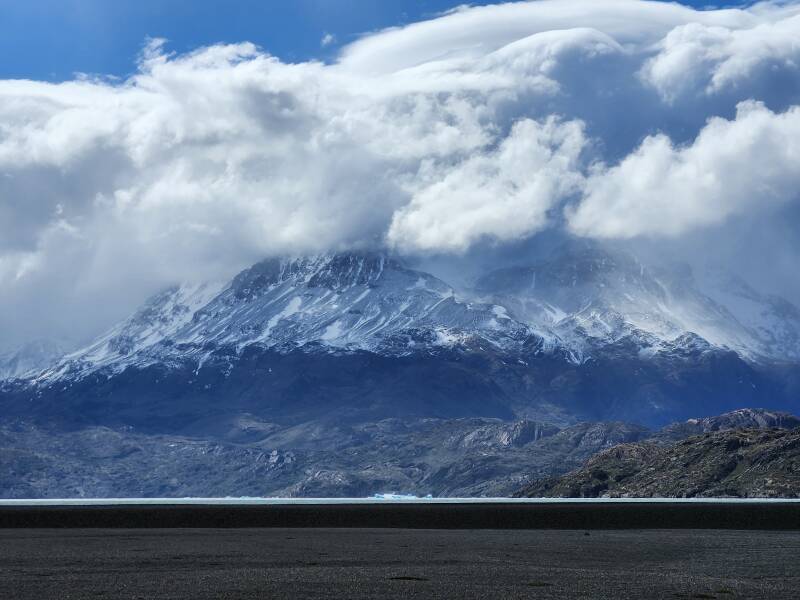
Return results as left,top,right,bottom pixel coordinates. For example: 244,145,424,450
30,251,556,386
15,244,800,386
2,245,798,432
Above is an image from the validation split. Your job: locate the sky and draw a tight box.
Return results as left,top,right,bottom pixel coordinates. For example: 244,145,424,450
1,0,799,348
1,1,733,81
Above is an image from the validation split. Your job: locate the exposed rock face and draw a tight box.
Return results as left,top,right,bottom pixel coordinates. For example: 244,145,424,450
519,420,800,498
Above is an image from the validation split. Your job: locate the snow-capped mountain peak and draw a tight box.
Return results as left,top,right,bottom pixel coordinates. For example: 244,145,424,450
33,252,549,383
474,241,800,363
12,245,800,387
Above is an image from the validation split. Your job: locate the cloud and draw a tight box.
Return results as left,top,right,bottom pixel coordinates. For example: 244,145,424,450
388,117,586,252
0,1,799,345
321,33,336,47
641,14,800,101
568,101,800,238
337,0,752,75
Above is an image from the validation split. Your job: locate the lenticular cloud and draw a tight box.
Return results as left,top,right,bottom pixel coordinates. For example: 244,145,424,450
1,0,800,344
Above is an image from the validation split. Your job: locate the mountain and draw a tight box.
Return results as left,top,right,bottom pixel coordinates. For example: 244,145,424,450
35,252,549,383
699,269,800,363
1,247,798,433
517,409,800,498
24,242,800,387
1,246,799,498
474,241,800,364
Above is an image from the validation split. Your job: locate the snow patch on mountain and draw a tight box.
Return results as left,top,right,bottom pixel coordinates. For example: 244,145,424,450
41,281,227,380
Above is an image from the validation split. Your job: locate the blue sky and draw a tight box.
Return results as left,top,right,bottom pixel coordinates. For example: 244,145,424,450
1,0,744,81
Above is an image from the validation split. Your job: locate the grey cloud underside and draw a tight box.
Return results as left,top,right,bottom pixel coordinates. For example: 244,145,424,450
1,0,800,347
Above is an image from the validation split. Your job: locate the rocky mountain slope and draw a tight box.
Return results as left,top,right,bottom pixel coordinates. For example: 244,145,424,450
655,408,800,441
518,409,800,498
19,242,800,386
34,253,547,383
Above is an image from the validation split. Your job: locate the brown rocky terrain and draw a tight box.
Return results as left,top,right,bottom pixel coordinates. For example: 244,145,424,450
519,426,800,498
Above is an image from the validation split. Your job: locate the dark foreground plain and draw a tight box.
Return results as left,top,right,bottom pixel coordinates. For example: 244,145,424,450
1,528,799,600
3,500,800,528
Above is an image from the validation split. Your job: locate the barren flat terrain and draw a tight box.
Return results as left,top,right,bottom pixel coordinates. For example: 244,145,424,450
1,527,798,600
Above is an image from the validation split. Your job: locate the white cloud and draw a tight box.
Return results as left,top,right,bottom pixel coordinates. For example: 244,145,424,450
337,0,754,75
642,14,800,101
389,117,586,251
321,33,336,47
568,101,800,238
0,0,799,344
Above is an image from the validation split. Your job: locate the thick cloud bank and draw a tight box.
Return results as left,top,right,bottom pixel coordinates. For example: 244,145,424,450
1,0,800,344
570,101,800,238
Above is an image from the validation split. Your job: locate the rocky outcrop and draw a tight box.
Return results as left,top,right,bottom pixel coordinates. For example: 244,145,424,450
655,408,800,441
519,426,800,498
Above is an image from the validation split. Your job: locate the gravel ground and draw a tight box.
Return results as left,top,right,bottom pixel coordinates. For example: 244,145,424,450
1,528,798,599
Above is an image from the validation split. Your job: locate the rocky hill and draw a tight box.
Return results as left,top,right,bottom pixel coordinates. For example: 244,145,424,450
519,412,800,498
655,408,800,441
